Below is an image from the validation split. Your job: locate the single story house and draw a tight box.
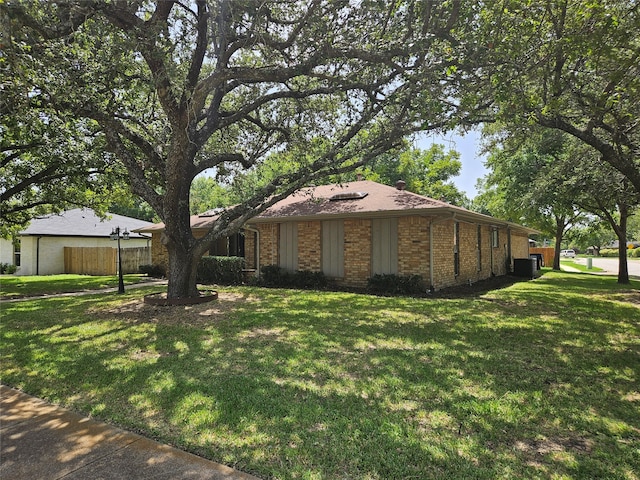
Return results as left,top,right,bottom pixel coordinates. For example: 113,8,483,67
0,209,153,275
134,207,245,270
140,180,538,290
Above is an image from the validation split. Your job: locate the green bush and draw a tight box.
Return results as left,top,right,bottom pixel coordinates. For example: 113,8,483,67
197,256,245,285
0,263,17,274
367,274,427,295
629,247,640,258
259,265,328,289
139,264,166,278
599,248,619,257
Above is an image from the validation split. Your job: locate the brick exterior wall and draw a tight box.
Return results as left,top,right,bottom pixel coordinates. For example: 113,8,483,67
257,223,278,268
298,221,321,271
343,219,372,288
245,230,256,270
148,214,531,290
151,232,169,270
430,220,455,289
398,216,430,278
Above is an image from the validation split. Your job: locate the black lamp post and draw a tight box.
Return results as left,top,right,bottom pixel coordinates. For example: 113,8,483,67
110,227,130,294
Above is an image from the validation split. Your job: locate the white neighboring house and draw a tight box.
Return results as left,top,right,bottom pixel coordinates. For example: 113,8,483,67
0,209,153,275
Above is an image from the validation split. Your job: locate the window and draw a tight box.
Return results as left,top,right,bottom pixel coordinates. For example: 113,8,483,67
279,223,298,271
492,229,499,248
372,218,398,275
477,225,482,271
322,220,344,277
13,239,20,267
454,221,460,276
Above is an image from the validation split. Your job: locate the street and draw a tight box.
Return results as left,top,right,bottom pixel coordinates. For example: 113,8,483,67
572,256,640,278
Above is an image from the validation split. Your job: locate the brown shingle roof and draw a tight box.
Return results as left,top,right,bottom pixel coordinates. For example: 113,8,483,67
252,180,466,220
135,181,539,235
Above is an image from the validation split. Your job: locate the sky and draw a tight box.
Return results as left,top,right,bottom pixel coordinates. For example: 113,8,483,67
414,129,489,199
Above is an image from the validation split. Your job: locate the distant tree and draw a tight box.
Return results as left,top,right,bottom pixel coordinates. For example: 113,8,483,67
565,145,640,283
478,127,584,269
189,176,232,215
474,0,640,192
367,144,468,206
567,220,613,256
109,198,158,223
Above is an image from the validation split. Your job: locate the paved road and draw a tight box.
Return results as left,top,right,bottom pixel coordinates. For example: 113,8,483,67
572,257,640,277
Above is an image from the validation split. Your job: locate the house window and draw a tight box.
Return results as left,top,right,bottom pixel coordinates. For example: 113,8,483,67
279,223,298,272
477,225,482,271
454,221,460,276
322,220,344,277
492,228,499,248
372,218,398,275
13,239,21,267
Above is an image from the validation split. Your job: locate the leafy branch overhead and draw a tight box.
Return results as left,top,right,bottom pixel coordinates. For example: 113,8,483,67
6,1,473,297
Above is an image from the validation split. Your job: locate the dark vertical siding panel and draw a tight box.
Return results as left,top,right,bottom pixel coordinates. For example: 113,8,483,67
322,220,344,277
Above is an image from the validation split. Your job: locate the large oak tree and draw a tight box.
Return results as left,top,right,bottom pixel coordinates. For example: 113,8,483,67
7,1,472,298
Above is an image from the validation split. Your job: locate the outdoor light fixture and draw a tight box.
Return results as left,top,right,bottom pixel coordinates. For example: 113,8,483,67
110,227,130,294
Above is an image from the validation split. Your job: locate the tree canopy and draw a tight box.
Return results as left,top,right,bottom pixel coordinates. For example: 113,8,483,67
1,9,127,236
475,0,640,192
7,0,475,297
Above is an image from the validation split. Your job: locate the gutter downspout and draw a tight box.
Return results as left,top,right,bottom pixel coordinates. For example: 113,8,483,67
429,213,456,291
36,236,42,275
244,226,260,277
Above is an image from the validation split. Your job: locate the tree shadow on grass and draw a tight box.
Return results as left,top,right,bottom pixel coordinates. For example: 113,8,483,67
1,280,639,479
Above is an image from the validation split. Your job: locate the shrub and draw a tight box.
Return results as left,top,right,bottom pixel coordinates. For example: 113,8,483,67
139,264,166,278
259,265,328,289
260,265,292,286
197,256,245,285
599,248,619,258
0,263,17,274
630,247,640,258
367,274,427,295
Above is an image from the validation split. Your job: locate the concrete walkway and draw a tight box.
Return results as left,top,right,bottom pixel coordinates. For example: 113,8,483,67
0,385,260,480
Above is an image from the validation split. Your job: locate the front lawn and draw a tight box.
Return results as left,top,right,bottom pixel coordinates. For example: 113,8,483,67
1,271,638,479
0,273,152,298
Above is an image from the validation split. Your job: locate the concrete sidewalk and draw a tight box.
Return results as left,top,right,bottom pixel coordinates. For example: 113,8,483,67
0,385,259,480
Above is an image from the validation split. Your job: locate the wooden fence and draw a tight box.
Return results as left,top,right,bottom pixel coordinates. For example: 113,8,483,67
64,247,151,275
529,247,555,267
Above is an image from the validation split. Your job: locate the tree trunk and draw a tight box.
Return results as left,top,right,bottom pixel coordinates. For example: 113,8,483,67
165,239,203,298
553,220,564,270
616,207,630,284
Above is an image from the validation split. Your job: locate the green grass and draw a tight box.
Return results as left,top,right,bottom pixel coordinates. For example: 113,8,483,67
0,274,152,298
560,259,604,272
1,271,639,479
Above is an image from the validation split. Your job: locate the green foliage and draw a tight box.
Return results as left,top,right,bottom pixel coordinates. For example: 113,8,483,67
474,0,640,194
332,144,469,206
190,177,232,214
599,248,619,258
138,264,166,278
0,263,17,275
7,1,476,298
367,274,427,295
110,199,159,222
259,265,328,290
628,247,640,258
196,256,245,286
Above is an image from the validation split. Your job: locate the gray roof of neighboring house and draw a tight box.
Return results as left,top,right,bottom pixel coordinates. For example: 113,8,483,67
20,208,153,238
